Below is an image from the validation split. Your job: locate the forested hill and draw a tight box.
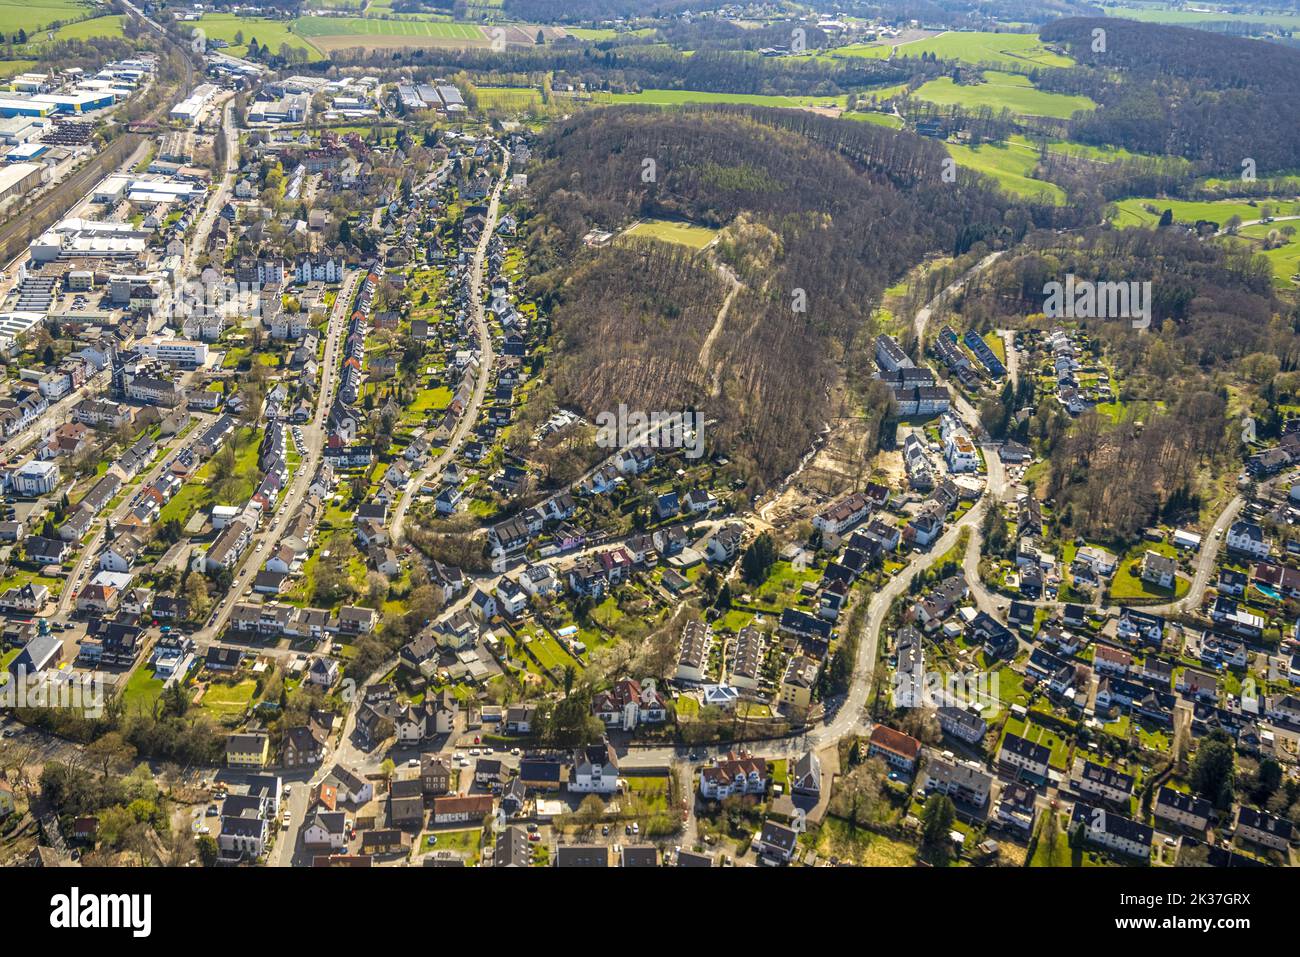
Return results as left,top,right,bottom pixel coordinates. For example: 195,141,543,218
524,107,1046,484
1039,17,1300,174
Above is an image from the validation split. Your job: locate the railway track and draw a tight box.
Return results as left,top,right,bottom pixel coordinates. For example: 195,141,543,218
0,3,200,264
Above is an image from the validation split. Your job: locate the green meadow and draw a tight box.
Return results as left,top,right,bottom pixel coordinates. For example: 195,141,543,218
914,71,1094,119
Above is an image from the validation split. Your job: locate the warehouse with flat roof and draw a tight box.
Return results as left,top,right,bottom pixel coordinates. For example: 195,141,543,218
0,162,44,201
0,97,55,118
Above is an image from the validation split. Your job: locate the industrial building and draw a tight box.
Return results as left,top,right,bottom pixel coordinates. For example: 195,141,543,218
0,97,55,119
170,83,217,125
0,162,44,202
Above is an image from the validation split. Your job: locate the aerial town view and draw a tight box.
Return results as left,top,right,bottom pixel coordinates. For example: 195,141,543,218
0,0,1292,934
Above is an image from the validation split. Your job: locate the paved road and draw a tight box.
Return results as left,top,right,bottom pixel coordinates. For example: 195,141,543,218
391,154,507,544
57,415,216,616
914,251,1004,342
194,269,362,647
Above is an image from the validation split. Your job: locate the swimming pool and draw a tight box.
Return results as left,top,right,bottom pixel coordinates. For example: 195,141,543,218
1256,583,1281,600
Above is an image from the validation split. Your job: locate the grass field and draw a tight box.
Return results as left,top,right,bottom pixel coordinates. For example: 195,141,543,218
832,31,1074,72
915,71,1094,119
476,85,543,110
623,219,719,249
1106,5,1300,31
847,110,904,128
1235,223,1300,289
1111,197,1300,229
1110,557,1189,601
198,679,257,720
45,13,122,42
293,15,484,40
0,58,36,77
590,88,848,109
944,140,1066,204
294,16,483,38
197,13,324,61
0,0,95,36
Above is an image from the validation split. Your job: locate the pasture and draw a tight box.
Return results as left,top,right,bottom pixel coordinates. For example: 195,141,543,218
913,71,1094,119
0,0,94,36
833,31,1074,72
943,140,1072,205
197,13,324,61
1111,197,1300,229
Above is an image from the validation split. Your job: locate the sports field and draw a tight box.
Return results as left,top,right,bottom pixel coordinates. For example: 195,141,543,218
623,219,719,250
914,71,1094,119
833,31,1074,72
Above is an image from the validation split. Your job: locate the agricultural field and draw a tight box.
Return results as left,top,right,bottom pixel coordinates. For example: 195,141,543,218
196,13,324,61
914,72,1095,119
623,218,719,250
288,15,529,52
944,140,1066,204
293,16,484,39
832,31,1074,72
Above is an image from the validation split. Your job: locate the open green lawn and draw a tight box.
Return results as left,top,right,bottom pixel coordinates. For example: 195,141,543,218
0,0,95,35
944,140,1066,204
419,828,482,861
197,13,324,61
0,568,63,599
623,218,719,250
1234,223,1300,289
120,666,165,714
1111,197,1300,229
846,110,904,128
1110,557,1190,601
44,12,121,41
198,679,257,719
915,71,1094,119
832,31,1074,72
